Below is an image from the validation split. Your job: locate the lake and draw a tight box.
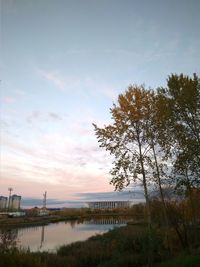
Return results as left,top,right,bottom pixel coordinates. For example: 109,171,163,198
2,217,132,252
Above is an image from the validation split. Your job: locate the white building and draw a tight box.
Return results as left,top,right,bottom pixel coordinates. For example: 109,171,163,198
0,196,8,210
9,195,21,210
87,201,131,210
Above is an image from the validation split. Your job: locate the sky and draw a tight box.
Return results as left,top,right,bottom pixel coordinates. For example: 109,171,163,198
0,0,200,207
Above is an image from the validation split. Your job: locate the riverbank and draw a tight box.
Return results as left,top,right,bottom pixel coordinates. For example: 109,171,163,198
0,215,56,228
0,214,142,228
0,224,199,267
0,208,142,228
1,204,199,266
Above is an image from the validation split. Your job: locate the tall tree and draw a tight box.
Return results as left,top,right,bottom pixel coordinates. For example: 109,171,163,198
93,85,167,266
93,86,153,226
156,74,200,246
145,92,170,225
160,74,200,192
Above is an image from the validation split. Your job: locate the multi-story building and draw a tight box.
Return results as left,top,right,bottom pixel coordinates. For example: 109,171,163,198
9,195,21,210
0,196,8,210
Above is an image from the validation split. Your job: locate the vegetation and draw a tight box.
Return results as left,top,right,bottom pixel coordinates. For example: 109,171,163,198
93,73,200,265
0,203,200,267
0,73,199,266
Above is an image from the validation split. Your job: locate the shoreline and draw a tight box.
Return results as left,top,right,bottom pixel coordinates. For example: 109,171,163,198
0,213,138,228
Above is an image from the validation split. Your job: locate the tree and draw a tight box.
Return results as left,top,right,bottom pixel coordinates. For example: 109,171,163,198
93,86,171,225
94,86,154,224
154,74,200,248
93,85,164,266
160,74,200,191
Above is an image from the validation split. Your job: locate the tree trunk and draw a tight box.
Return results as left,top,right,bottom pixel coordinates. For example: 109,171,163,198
151,140,171,252
137,128,153,267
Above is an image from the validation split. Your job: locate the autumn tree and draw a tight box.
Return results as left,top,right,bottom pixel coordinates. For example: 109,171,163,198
154,74,200,249
94,86,169,266
93,74,199,254
144,91,173,250
156,74,200,223
94,86,154,225
160,74,200,192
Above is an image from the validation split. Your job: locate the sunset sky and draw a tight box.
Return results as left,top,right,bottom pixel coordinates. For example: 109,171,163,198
1,0,200,207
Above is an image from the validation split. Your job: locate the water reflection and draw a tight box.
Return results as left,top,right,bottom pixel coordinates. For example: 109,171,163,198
4,217,131,252
69,220,76,229
85,217,132,225
40,226,45,249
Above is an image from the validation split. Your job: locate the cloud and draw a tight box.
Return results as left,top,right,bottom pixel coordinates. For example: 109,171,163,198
20,190,145,208
48,112,62,121
26,111,63,124
38,69,81,91
26,111,40,123
75,189,145,202
1,103,115,201
84,77,118,101
1,128,113,197
39,69,66,90
21,197,69,207
21,198,85,208
38,68,119,100
2,96,16,104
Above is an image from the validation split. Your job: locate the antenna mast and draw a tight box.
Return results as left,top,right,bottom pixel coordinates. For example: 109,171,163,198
8,187,13,210
43,191,47,209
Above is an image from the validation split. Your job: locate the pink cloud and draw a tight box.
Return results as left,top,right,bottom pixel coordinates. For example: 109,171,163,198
0,172,113,201
1,112,114,201
2,96,16,103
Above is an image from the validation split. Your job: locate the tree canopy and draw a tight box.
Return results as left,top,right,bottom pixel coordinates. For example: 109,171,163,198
93,73,200,200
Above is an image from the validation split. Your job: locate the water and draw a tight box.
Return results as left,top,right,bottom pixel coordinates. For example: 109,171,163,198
2,217,131,252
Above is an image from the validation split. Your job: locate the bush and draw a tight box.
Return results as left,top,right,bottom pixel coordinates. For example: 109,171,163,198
157,253,200,267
